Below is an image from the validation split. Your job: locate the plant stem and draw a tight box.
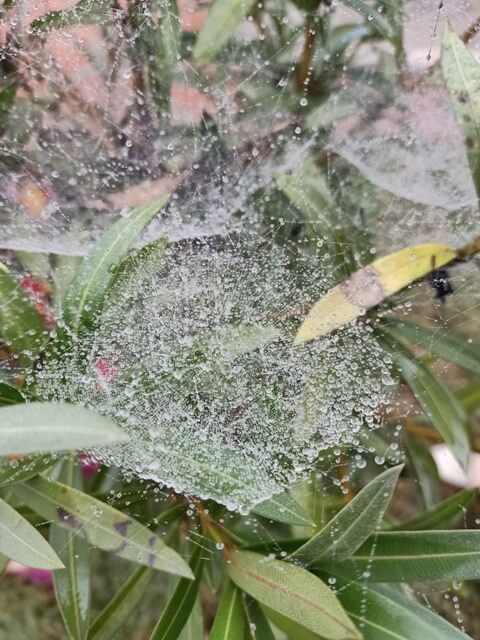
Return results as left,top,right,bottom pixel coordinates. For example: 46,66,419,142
297,15,317,92
462,15,480,44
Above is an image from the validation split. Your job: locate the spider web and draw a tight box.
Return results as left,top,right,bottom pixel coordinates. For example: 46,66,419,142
0,4,480,629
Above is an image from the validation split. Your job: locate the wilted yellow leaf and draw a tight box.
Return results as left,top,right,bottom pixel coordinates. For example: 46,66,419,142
295,243,457,344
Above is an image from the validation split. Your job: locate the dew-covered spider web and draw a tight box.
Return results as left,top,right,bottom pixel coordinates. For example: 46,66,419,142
2,0,480,525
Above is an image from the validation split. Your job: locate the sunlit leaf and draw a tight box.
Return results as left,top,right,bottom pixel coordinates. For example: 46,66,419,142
0,265,46,366
332,578,470,639
51,457,90,640
149,546,203,639
319,530,480,582
210,582,246,640
228,551,360,639
442,22,480,197
253,491,314,527
295,244,457,343
289,465,403,564
14,476,192,578
0,402,128,456
0,496,63,569
393,488,477,531
193,0,251,63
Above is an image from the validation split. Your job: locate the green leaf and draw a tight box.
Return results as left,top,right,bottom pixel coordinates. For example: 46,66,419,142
263,607,325,640
379,331,470,471
136,0,180,118
178,598,203,640
0,382,25,406
149,546,203,639
0,454,56,488
387,318,480,377
394,488,477,531
88,567,154,640
193,0,251,63
340,0,394,38
459,381,480,414
62,197,169,339
333,579,471,639
404,434,440,509
289,465,403,565
228,551,360,639
328,23,372,58
0,266,46,367
0,402,128,456
88,503,186,640
210,582,246,640
253,491,314,527
51,457,90,640
0,82,17,123
442,22,480,198
319,530,480,582
306,92,360,130
31,0,112,33
244,598,275,640
13,476,192,578
0,496,63,569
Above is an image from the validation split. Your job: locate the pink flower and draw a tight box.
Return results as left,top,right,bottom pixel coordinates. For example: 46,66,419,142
80,452,101,479
6,562,53,587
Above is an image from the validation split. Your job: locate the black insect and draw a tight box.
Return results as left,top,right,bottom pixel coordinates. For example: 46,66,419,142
428,268,454,302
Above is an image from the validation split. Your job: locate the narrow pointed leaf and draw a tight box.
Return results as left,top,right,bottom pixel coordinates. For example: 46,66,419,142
0,454,56,488
340,0,394,38
290,465,403,565
51,458,90,640
442,22,480,197
228,551,360,639
149,546,203,639
387,318,480,377
62,197,169,337
244,598,275,640
210,582,246,640
333,578,470,639
295,244,457,343
253,491,314,527
394,488,477,531
0,496,63,569
88,567,154,640
13,476,192,578
319,530,480,582
193,0,251,63
88,503,187,640
0,265,46,366
0,383,25,406
178,598,203,640
380,332,471,471
404,434,440,509
0,402,128,456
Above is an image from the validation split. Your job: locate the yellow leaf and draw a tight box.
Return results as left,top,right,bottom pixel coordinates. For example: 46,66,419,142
295,243,457,344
